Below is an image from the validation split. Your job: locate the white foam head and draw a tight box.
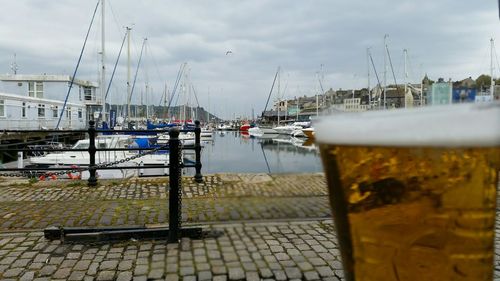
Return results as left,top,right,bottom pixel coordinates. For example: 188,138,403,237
315,102,500,147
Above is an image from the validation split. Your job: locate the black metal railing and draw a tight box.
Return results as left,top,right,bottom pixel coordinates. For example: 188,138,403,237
0,120,203,184
0,120,205,243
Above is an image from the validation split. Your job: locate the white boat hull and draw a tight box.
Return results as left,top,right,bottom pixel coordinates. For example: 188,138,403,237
273,125,303,135
248,127,278,136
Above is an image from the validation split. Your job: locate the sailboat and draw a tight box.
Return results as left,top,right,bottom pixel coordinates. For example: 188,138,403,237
29,134,170,178
249,67,281,137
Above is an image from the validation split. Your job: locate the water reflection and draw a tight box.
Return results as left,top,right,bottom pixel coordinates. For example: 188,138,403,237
193,131,322,174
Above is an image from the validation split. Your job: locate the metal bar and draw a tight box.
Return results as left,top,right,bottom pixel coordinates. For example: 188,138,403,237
168,127,181,243
87,121,97,187
94,147,168,152
0,128,198,134
44,225,204,242
0,148,88,153
0,164,198,172
0,147,169,153
0,130,87,133
96,165,169,170
0,165,165,171
95,129,195,133
194,120,203,183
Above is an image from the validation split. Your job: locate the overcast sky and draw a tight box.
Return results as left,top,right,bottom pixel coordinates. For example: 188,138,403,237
0,0,498,119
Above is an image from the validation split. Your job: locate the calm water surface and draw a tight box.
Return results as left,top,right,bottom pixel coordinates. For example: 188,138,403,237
196,131,323,174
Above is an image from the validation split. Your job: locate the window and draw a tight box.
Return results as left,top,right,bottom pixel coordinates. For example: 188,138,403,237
38,104,45,118
52,106,58,118
22,102,26,118
83,86,93,101
28,82,43,98
0,100,4,117
78,109,83,119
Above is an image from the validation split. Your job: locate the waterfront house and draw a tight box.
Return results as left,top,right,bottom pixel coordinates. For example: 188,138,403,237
0,74,99,129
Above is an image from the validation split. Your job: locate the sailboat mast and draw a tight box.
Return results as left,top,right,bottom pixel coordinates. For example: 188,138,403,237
296,95,299,120
404,49,408,108
126,26,132,123
383,34,388,109
277,68,280,125
207,87,210,123
367,47,371,108
491,38,495,100
316,72,319,117
100,0,106,123
145,40,149,120
163,82,170,119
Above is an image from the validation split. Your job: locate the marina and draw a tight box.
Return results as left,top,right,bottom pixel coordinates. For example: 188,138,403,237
0,1,498,281
193,131,321,174
0,128,321,179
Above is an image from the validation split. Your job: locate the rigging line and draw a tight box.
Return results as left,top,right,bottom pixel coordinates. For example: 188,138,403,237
369,53,382,89
126,38,147,120
145,41,164,87
318,76,325,93
129,38,147,102
107,0,124,36
55,0,100,130
166,63,186,111
494,42,500,77
191,84,200,108
159,83,166,107
476,45,490,77
262,66,280,117
159,83,169,106
144,41,150,88
282,76,289,98
407,52,416,82
386,46,400,91
105,29,127,100
396,52,404,82
317,68,325,93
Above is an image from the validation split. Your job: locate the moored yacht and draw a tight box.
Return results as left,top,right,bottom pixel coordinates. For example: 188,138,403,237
29,135,170,178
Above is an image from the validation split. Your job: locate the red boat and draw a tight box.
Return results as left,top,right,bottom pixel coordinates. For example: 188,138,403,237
239,124,251,131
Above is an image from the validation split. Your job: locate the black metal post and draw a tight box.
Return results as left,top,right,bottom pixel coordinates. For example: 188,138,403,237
168,127,182,243
87,120,98,187
194,120,203,183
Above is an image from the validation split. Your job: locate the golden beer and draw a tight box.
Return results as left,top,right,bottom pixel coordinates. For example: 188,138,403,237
315,103,500,281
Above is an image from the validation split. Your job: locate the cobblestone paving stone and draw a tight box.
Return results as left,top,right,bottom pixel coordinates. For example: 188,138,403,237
0,174,330,230
0,219,498,280
0,174,327,202
0,220,347,281
1,174,500,280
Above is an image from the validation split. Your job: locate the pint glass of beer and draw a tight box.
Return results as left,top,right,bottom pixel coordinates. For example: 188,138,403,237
315,103,500,281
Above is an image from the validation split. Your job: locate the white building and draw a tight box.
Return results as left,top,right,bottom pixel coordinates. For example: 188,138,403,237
0,74,99,129
343,98,369,112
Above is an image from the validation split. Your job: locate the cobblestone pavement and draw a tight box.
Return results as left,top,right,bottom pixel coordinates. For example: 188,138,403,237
0,220,346,281
0,174,330,231
1,174,500,280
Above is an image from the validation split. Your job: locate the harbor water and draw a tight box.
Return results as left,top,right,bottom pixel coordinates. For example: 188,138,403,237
194,131,322,174
1,131,323,178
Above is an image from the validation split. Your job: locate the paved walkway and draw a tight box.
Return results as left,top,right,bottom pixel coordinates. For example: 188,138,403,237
0,220,343,281
0,174,329,231
0,174,499,280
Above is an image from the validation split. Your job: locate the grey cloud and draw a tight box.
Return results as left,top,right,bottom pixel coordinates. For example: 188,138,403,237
0,0,498,119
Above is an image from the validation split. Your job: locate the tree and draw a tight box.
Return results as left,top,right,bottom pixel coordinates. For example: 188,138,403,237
476,74,492,88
